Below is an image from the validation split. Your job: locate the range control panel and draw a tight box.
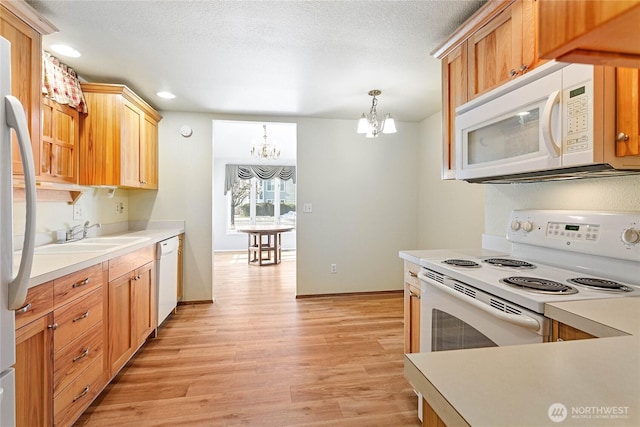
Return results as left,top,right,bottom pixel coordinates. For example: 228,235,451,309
507,210,640,262
546,222,600,242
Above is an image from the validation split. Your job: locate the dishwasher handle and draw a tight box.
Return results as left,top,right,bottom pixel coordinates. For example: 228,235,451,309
157,236,179,258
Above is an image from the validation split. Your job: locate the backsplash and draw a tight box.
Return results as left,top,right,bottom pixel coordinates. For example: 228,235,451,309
13,187,130,247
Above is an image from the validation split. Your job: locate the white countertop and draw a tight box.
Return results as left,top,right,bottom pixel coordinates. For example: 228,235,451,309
16,225,184,289
405,297,640,426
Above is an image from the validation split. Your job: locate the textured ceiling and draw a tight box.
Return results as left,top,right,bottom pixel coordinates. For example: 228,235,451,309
28,0,485,122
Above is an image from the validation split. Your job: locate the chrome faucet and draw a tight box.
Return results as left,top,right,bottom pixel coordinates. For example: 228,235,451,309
83,221,101,238
65,224,84,242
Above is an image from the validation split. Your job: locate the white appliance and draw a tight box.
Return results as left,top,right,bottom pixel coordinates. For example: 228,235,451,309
455,61,640,183
418,210,640,353
156,236,179,326
1,36,38,426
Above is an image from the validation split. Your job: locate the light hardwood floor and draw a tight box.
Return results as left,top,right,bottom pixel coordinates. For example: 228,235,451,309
75,251,420,426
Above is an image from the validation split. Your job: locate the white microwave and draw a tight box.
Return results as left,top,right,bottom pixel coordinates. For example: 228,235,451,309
455,61,638,183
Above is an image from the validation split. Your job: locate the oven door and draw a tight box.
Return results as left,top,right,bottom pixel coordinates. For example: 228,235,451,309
419,273,549,352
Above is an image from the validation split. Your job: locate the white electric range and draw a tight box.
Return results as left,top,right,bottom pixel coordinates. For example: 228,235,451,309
417,210,640,353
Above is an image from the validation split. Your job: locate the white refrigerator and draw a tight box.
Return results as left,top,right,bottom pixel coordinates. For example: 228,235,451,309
0,35,38,426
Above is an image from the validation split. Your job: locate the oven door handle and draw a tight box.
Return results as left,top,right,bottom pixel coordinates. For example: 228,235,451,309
418,272,541,332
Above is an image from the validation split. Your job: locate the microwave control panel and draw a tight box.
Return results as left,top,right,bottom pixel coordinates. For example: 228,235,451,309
564,84,591,153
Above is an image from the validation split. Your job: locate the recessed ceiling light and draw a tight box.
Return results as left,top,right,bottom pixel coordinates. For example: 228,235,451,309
50,44,81,58
156,91,176,99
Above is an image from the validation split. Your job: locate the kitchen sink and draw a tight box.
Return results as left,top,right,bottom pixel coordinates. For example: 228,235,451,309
34,235,149,254
35,242,122,254
81,236,150,245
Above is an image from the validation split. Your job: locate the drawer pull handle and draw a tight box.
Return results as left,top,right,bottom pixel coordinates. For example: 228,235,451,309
73,347,90,362
409,271,418,278
48,323,58,330
72,278,90,288
72,310,90,323
73,385,90,402
409,290,421,300
15,303,32,315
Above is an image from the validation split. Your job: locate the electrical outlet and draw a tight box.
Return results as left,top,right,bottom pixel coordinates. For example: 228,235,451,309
116,202,125,214
330,264,337,274
73,204,83,220
303,203,313,213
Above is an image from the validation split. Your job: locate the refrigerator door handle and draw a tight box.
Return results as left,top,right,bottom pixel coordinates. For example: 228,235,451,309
5,95,36,310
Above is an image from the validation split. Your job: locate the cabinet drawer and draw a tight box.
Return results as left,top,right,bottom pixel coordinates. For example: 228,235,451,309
53,355,105,427
108,245,154,281
53,322,103,396
53,287,103,353
15,282,54,329
404,261,420,288
53,263,103,308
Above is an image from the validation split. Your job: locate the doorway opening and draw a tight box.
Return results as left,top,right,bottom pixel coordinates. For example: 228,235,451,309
212,120,297,298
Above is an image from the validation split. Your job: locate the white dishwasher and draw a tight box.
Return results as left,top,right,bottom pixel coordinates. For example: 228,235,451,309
156,236,179,326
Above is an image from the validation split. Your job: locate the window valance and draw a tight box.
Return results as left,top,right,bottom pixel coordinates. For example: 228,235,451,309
42,51,88,113
224,164,296,195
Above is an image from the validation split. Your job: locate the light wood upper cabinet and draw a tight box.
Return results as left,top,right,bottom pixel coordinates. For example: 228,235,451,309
79,83,162,189
537,0,640,68
467,0,538,99
441,45,467,179
40,97,79,183
432,0,542,179
615,68,640,160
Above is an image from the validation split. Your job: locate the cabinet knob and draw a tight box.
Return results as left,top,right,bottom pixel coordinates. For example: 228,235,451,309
509,69,518,78
48,323,59,330
519,64,529,73
409,271,418,278
617,132,630,142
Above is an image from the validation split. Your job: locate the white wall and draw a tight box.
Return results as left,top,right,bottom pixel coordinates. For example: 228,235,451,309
418,112,485,249
295,118,419,295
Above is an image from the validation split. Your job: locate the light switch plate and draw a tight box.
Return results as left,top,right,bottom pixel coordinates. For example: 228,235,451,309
303,203,313,213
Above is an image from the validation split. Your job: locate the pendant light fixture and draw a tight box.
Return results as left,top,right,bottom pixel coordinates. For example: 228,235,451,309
251,124,280,160
357,89,397,138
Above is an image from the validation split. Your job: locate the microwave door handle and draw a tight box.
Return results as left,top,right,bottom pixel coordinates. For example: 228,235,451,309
5,96,37,310
541,90,561,158
418,272,541,332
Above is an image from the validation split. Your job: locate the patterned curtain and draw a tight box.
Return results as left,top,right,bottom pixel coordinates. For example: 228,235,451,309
224,164,296,195
42,51,88,113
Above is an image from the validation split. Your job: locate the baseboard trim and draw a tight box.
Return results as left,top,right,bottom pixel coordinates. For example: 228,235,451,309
177,300,214,305
295,289,402,299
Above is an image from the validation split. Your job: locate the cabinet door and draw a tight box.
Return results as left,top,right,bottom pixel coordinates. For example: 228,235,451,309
121,100,142,188
40,97,79,183
139,114,158,189
616,68,640,158
0,5,42,177
552,320,595,341
467,0,536,99
15,313,54,427
108,274,134,376
132,261,156,346
441,44,467,179
537,0,640,68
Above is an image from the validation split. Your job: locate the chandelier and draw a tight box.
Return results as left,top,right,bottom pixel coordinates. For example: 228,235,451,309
357,89,397,138
250,124,280,160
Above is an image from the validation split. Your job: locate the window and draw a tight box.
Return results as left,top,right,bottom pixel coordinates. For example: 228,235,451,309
228,177,296,231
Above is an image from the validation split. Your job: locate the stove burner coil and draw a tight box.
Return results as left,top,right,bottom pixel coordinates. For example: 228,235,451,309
484,258,536,269
442,259,481,268
567,278,634,293
500,276,578,294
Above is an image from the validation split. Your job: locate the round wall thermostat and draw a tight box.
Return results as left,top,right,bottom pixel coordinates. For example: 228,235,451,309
179,125,193,137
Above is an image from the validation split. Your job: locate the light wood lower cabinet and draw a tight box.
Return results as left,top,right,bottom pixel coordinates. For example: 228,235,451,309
108,246,156,376
552,320,596,341
15,312,54,427
403,260,421,354
14,243,160,426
